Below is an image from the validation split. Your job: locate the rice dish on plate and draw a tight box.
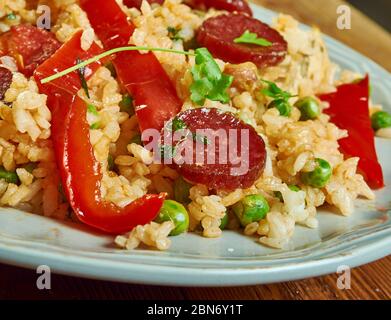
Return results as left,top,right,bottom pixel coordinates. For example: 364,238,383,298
0,0,387,251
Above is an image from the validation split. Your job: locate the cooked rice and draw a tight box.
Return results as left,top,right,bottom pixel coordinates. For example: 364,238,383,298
0,0,383,251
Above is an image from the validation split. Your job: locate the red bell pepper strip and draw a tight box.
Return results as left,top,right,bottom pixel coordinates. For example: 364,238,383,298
35,30,103,188
62,96,166,233
34,30,102,97
34,31,165,233
80,0,182,132
319,76,384,189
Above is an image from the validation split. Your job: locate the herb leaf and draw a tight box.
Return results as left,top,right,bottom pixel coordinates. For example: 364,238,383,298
172,117,187,132
90,122,101,130
119,94,134,115
261,80,295,117
41,46,196,84
190,48,233,106
7,13,16,20
167,27,183,41
87,104,99,116
261,80,294,101
234,30,272,47
76,58,90,98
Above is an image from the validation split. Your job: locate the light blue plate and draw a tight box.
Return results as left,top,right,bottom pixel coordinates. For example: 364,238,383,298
0,4,390,286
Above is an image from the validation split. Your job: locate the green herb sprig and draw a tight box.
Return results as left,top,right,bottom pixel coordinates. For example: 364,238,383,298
40,46,195,84
41,46,233,107
76,58,90,99
234,30,272,47
190,48,233,106
167,27,183,41
261,80,295,117
87,104,99,116
6,13,16,20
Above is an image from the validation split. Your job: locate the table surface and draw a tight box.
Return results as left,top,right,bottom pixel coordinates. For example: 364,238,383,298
1,0,391,300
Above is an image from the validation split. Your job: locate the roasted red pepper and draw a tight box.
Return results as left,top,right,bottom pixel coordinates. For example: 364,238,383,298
35,31,165,233
319,76,384,189
80,0,182,132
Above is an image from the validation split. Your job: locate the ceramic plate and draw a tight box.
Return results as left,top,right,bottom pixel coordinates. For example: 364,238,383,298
0,4,390,286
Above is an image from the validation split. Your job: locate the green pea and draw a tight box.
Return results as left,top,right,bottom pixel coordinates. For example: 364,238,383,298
301,158,332,188
371,111,391,131
129,134,142,146
295,97,320,120
173,176,192,205
268,99,291,117
0,166,19,184
274,185,301,202
155,200,189,236
119,94,134,115
220,212,229,230
232,195,270,227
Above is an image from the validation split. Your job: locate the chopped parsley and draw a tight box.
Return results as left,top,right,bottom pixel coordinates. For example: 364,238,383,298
0,166,19,185
87,104,99,116
6,13,16,20
76,58,90,98
172,117,187,132
234,30,272,47
167,27,183,41
90,122,101,130
261,80,294,101
261,80,295,117
40,46,232,107
119,94,134,115
190,48,233,106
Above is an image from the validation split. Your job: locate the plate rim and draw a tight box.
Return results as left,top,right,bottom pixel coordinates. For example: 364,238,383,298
0,228,390,286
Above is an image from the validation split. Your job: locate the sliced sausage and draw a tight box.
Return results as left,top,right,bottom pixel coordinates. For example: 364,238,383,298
161,108,266,190
197,13,287,68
